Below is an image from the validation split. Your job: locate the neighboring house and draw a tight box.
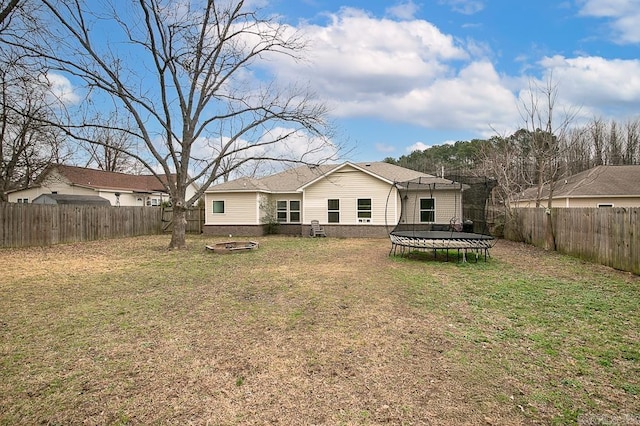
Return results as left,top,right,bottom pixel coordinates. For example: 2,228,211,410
7,164,199,207
204,161,468,238
512,165,640,208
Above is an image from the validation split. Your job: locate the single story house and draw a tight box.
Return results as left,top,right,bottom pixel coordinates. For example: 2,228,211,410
7,164,199,207
204,161,468,238
512,165,640,208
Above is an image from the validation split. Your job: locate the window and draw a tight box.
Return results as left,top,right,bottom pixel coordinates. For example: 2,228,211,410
212,200,225,214
419,198,435,222
597,203,613,208
17,198,29,203
357,198,372,223
276,200,301,223
289,200,300,223
277,200,288,222
328,199,340,223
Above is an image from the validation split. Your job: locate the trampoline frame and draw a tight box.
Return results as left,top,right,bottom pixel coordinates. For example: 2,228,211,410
389,230,496,262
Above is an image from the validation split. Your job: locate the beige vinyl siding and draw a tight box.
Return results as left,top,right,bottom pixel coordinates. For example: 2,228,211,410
303,165,399,225
398,189,463,224
204,192,260,225
7,187,47,203
8,182,95,203
513,196,640,208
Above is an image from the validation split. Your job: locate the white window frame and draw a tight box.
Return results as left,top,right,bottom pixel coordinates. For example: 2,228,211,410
597,203,614,208
276,200,301,223
419,198,435,223
327,199,340,223
357,198,372,223
289,200,301,223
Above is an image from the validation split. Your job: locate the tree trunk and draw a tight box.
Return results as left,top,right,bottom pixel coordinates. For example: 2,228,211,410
544,194,556,251
169,205,188,249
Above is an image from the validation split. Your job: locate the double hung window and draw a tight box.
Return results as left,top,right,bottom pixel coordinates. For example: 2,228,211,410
419,198,435,223
327,199,340,223
357,198,371,223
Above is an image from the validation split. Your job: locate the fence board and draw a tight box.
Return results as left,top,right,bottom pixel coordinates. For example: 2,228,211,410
506,207,639,275
0,203,163,248
161,207,204,234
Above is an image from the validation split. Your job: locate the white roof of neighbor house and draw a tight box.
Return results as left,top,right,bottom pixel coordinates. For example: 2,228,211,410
205,162,459,193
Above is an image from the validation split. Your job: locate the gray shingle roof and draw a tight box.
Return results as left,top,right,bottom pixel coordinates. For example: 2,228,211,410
205,162,447,193
520,165,640,200
32,193,111,205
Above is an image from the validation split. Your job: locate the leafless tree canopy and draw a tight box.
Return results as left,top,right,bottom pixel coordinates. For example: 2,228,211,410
0,43,70,200
6,0,338,247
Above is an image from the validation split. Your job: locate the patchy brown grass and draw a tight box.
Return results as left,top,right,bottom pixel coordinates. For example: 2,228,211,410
0,235,638,425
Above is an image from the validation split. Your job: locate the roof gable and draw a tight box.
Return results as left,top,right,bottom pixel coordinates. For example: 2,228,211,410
205,162,445,193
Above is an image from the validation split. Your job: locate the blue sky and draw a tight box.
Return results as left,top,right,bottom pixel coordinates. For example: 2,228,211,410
243,0,640,162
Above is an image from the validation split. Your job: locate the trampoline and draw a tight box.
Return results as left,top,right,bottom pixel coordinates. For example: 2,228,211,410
389,230,495,261
387,175,496,262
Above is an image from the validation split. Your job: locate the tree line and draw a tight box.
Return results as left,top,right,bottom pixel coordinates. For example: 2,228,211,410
385,115,640,241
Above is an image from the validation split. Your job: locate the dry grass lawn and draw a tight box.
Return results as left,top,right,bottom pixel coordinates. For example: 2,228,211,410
0,235,638,425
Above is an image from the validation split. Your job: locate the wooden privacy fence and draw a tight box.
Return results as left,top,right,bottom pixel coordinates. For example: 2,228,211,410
505,207,639,275
0,202,163,248
161,206,204,234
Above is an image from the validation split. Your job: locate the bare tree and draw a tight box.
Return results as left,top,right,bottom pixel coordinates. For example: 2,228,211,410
623,117,639,165
589,117,606,166
518,75,578,250
0,48,71,200
79,112,139,173
607,119,624,165
0,0,22,31
11,0,338,248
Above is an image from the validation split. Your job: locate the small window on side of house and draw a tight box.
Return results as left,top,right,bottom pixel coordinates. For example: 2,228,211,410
17,198,29,204
597,203,613,208
212,200,225,214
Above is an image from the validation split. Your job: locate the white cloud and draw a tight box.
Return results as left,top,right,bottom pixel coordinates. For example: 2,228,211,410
439,0,485,15
538,55,640,114
291,7,469,100
385,1,421,20
406,142,430,152
578,0,640,43
42,73,81,105
253,6,640,144
262,8,520,136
